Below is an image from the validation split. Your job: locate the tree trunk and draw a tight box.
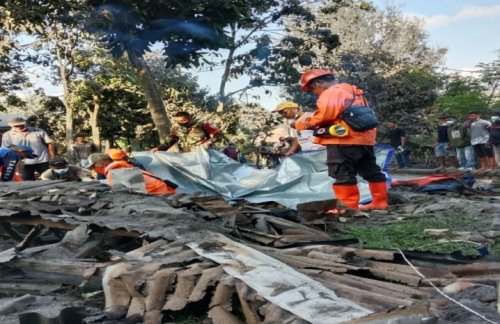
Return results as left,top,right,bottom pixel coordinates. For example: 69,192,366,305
88,95,101,151
56,46,73,149
217,25,237,112
127,50,170,141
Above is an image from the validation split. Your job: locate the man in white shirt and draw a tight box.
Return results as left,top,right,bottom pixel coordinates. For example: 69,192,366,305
1,117,55,180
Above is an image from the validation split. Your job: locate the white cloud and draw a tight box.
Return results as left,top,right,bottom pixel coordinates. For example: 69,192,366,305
408,5,500,29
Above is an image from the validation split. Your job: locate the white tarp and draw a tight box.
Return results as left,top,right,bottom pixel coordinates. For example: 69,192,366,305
188,232,372,323
133,144,394,209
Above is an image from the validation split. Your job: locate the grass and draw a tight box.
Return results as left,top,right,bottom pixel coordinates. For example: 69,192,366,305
337,212,497,257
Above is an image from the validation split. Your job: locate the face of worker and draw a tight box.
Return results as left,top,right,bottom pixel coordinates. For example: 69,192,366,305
387,122,396,129
278,108,298,119
75,136,86,144
17,150,29,158
467,114,480,121
310,85,325,96
10,123,27,132
52,164,69,175
174,116,191,128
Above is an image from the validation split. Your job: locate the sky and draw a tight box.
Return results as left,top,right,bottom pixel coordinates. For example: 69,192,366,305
32,1,500,110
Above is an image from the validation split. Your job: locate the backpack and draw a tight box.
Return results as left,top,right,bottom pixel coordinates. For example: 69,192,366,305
342,91,379,131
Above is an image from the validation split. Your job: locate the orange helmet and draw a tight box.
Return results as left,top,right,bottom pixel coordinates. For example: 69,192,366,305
299,69,335,91
106,148,127,161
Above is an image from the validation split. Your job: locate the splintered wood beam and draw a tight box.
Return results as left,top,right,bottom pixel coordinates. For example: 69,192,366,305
15,224,44,251
8,258,104,277
2,216,140,238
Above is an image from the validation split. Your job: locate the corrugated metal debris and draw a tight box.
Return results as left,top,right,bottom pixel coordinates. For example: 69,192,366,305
0,181,499,323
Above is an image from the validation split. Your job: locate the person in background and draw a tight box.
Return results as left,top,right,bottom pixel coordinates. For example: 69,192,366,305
446,116,475,171
0,145,37,182
106,148,146,170
275,101,325,152
490,111,500,167
294,69,388,212
72,134,98,166
152,112,221,153
222,143,239,161
40,157,93,181
1,117,55,180
434,116,458,170
468,111,494,172
86,153,177,195
387,121,411,168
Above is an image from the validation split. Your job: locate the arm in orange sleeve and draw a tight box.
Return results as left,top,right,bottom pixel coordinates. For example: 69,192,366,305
295,86,352,131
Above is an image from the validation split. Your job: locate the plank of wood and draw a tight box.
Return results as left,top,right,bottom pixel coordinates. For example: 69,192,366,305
312,246,395,261
367,260,455,279
344,305,431,324
369,268,422,287
272,252,361,271
311,275,413,312
448,262,500,276
341,274,430,298
8,258,104,277
3,215,140,237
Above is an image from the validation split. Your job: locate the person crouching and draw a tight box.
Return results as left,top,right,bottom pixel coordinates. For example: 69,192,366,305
86,153,177,195
41,157,93,181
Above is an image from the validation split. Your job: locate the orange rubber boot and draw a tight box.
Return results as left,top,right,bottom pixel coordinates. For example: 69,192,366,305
360,182,389,211
332,184,360,210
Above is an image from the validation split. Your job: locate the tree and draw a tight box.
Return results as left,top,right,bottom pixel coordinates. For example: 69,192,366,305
477,49,500,107
85,0,288,141
0,34,28,100
436,75,489,117
69,46,146,150
1,1,90,148
283,1,446,130
206,0,339,108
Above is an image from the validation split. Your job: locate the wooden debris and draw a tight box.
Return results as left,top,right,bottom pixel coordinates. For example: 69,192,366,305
0,294,36,315
2,181,499,323
423,228,450,236
443,281,475,294
208,306,244,324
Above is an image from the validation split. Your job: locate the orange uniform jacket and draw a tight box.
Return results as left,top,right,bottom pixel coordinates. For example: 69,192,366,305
105,161,176,195
295,83,376,145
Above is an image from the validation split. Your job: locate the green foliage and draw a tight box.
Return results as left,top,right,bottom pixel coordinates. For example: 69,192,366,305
284,1,445,132
85,0,281,67
477,49,500,106
0,32,29,95
342,213,493,257
436,76,489,118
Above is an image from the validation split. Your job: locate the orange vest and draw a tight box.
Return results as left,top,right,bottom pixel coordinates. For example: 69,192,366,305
104,161,176,195
295,83,376,145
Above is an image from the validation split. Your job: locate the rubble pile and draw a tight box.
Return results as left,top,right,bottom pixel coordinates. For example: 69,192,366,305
0,181,499,323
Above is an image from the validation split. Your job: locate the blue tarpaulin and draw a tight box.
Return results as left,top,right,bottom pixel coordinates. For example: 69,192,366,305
133,144,394,209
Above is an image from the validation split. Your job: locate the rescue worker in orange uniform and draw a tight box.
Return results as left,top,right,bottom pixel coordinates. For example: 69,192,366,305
293,69,388,211
87,153,177,195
